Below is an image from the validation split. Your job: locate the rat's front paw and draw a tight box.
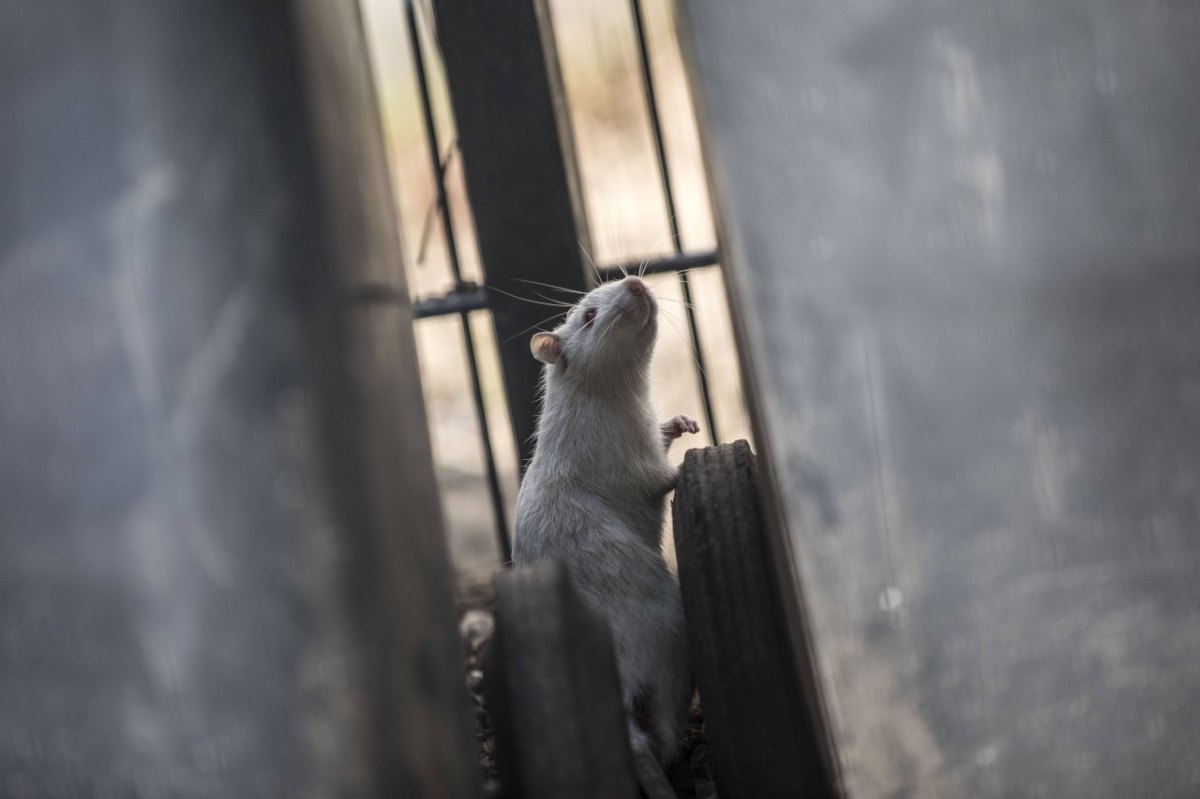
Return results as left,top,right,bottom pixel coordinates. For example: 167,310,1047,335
660,414,700,441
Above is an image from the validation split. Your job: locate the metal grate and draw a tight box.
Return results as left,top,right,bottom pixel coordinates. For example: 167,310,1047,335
394,0,729,564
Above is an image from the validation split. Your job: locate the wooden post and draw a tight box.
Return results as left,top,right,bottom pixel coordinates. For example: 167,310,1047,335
0,1,476,794
486,563,638,798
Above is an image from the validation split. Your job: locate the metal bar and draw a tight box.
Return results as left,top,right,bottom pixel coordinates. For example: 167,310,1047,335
630,0,719,445
413,286,489,318
599,249,718,281
432,0,592,474
408,0,511,563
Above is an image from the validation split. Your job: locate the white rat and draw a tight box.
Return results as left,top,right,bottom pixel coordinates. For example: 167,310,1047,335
512,275,698,794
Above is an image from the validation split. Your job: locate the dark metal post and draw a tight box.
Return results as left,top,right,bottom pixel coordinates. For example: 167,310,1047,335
431,0,592,471
0,0,476,794
407,0,512,563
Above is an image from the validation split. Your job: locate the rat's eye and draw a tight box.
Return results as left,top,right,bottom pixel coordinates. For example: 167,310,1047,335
582,308,597,327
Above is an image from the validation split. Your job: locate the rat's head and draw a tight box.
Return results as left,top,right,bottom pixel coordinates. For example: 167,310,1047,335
530,276,658,386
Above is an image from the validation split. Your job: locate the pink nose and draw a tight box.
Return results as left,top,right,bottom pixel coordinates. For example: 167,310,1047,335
626,278,647,296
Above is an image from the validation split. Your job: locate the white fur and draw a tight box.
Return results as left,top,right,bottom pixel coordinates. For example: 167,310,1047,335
513,276,691,764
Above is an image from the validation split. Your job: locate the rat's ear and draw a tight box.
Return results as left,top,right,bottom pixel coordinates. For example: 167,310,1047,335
530,332,563,365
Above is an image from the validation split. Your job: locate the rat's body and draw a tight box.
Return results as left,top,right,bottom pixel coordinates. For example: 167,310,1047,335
513,276,696,776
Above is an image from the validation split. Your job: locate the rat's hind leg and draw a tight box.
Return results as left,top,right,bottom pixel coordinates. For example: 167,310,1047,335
626,686,679,799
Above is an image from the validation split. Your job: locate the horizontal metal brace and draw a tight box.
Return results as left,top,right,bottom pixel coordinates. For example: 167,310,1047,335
598,249,718,282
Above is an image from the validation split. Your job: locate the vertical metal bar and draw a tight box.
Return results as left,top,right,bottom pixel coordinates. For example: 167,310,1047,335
408,0,512,563
431,0,592,473
630,0,719,445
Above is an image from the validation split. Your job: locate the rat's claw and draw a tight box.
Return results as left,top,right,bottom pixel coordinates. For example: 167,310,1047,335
661,414,700,440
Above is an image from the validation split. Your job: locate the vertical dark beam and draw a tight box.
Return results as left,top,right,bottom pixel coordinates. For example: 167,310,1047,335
292,2,479,794
408,1,511,563
0,0,475,795
432,0,592,471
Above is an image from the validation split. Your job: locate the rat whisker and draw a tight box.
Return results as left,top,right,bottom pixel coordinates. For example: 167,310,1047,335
655,295,697,312
579,240,602,284
486,285,576,309
530,291,576,307
641,218,677,258
674,263,722,276
657,304,682,326
512,277,588,295
659,309,711,382
607,222,624,267
506,309,570,343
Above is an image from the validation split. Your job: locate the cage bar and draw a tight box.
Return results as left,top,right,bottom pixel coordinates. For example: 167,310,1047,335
408,0,512,563
629,0,719,445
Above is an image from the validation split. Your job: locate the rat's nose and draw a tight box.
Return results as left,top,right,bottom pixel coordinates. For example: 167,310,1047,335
626,277,648,296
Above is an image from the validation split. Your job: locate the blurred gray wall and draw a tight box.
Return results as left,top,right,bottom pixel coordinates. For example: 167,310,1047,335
681,0,1200,795
0,1,475,795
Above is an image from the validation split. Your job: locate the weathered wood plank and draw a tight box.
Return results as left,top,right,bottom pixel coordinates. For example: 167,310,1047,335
0,1,475,794
674,441,837,797
486,562,638,799
679,1,1200,795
